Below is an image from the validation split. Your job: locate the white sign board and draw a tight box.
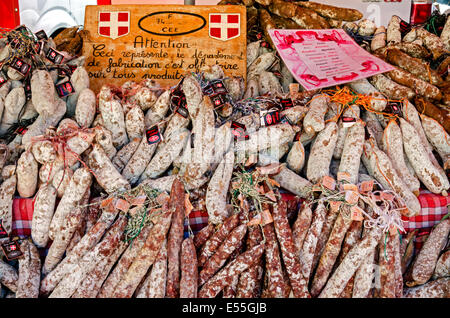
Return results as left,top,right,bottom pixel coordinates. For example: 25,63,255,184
314,0,412,27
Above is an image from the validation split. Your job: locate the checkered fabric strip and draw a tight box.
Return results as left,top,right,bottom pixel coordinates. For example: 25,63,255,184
185,210,209,238
11,197,34,238
401,189,450,232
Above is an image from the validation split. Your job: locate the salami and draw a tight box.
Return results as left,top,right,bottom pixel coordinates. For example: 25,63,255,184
111,137,141,173
199,224,247,286
408,219,450,286
371,26,387,52
319,227,383,298
165,178,186,298
144,90,170,128
75,88,96,128
97,224,153,298
198,243,265,298
111,209,172,298
198,213,240,267
0,175,16,234
306,121,338,183
292,203,313,257
16,240,40,298
404,277,450,298
16,150,38,198
272,199,310,298
433,250,450,280
303,94,329,135
194,224,215,249
179,237,198,298
369,73,415,101
98,86,128,148
338,120,365,184
0,259,18,292
136,239,168,298
263,223,286,298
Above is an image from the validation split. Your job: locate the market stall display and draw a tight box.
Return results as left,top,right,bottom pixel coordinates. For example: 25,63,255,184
0,0,449,299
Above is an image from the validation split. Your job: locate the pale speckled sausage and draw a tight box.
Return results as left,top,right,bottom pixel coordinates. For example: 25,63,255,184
183,96,215,183
286,140,305,174
416,28,446,60
49,215,127,298
371,26,386,52
271,166,312,199
272,200,310,298
0,259,18,292
404,277,450,298
72,240,128,298
338,120,365,184
402,100,447,180
393,230,403,298
30,70,56,116
409,219,450,287
0,87,25,134
311,212,353,297
122,136,158,185
16,150,38,198
319,227,383,298
75,88,96,128
144,90,170,128
420,114,450,164
199,224,247,286
363,140,421,216
94,126,117,160
111,137,141,172
306,121,338,183
299,202,327,282
362,110,384,148
111,210,172,298
49,167,92,240
198,244,265,298
125,106,145,140
400,118,449,195
387,15,401,44
382,120,420,195
206,150,234,225
348,79,386,112
52,168,73,198
16,240,41,298
31,184,57,247
211,122,233,168
258,71,282,96
39,208,119,295
369,74,415,101
295,1,362,21
303,94,329,135
352,247,375,298
358,19,376,36
43,204,83,274
247,41,261,68
198,213,240,267
97,224,153,298
88,144,130,194
98,86,128,148
247,52,277,79
135,238,167,298
333,105,361,160
179,237,198,298
0,175,16,234
140,129,190,181
433,250,450,280
66,67,90,116
165,178,186,298
243,77,260,99
31,140,56,165
312,204,339,272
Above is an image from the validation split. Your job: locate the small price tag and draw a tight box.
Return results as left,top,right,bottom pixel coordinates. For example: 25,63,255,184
210,94,229,109
175,106,189,118
342,117,356,128
55,81,75,97
35,29,48,40
0,72,7,89
1,240,23,261
345,190,359,205
350,205,364,221
260,110,281,127
278,97,294,109
343,183,359,192
322,176,336,191
289,83,299,96
9,57,31,77
115,199,130,213
231,121,249,140
360,180,374,193
45,47,64,64
146,125,163,145
329,201,342,213
0,221,8,239
202,79,228,96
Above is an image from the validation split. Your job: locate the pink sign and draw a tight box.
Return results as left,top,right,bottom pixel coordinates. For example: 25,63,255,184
269,29,394,91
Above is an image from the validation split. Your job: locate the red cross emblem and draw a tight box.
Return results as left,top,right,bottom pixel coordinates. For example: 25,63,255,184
209,13,240,41
16,60,22,67
98,11,130,40
10,245,16,251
